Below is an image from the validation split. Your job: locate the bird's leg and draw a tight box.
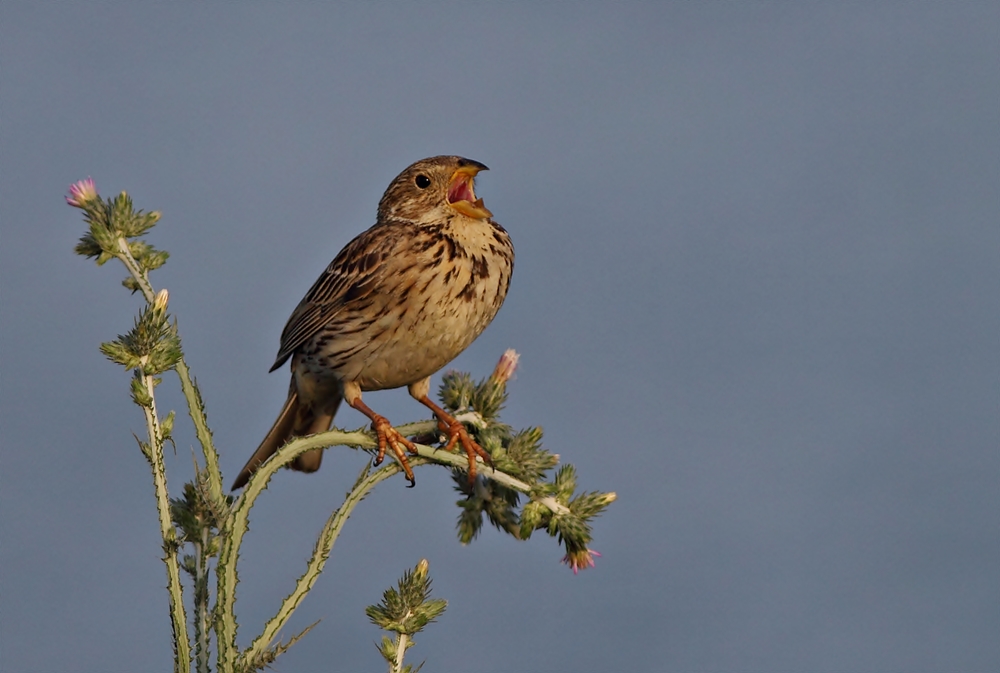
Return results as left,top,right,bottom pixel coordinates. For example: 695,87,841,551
343,382,418,486
408,379,492,484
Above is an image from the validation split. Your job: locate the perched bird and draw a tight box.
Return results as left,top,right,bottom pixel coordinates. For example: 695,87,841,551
232,156,514,490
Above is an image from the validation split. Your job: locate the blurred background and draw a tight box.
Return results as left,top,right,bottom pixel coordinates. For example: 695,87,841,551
2,4,998,672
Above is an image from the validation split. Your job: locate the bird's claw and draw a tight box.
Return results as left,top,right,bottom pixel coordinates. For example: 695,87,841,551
438,417,492,484
371,415,418,485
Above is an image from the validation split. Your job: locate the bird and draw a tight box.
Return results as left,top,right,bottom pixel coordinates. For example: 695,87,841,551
231,156,514,490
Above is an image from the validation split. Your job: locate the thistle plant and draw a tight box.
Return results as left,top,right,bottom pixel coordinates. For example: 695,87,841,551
69,179,616,672
366,559,447,673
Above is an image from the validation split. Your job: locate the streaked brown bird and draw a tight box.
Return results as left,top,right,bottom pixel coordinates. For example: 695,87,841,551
231,156,514,490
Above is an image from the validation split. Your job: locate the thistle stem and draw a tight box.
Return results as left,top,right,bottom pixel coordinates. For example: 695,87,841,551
140,372,191,673
194,526,211,673
225,423,568,668
236,461,404,668
392,633,409,673
114,237,224,504
297,421,570,514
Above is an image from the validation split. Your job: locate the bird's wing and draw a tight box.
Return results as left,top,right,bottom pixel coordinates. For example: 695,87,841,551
269,220,404,371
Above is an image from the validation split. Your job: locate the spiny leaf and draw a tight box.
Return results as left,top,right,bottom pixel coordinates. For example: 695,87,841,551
366,561,447,636
439,371,475,412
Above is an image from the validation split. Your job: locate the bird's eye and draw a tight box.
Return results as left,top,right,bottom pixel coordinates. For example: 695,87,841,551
415,175,431,189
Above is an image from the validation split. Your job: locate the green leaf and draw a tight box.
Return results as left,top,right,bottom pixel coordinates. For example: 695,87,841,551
101,303,181,374
129,374,153,407
366,560,447,636
469,373,508,421
160,410,175,441
109,191,134,234
438,371,475,411
519,500,549,539
492,426,556,484
102,340,141,370
553,464,577,501
73,232,103,258
570,490,617,519
121,209,161,238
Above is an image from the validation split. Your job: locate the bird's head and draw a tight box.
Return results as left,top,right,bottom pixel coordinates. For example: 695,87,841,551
378,156,493,224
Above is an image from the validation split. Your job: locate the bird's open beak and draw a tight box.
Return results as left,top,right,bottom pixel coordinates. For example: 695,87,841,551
447,165,493,219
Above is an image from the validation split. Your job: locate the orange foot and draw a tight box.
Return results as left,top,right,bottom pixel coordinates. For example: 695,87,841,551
369,414,419,486
418,396,492,483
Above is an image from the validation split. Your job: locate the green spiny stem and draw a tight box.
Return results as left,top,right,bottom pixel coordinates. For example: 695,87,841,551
392,633,409,673
276,420,569,512
113,236,219,670
238,462,404,668
217,422,570,670
194,526,211,673
115,237,152,300
175,358,224,503
213,430,398,669
140,372,191,673
114,236,224,504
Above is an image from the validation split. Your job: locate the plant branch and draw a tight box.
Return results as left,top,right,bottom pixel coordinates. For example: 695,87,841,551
114,236,224,504
392,633,409,673
115,237,155,301
238,462,403,669
139,371,191,673
292,421,570,512
193,524,212,673
220,421,570,669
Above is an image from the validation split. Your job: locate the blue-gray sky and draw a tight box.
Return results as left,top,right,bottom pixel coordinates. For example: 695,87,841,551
2,4,998,672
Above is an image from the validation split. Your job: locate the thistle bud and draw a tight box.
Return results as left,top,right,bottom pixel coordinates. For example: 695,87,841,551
153,289,169,312
491,348,520,385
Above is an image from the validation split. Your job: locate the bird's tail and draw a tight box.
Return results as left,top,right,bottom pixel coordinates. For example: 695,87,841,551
230,380,341,490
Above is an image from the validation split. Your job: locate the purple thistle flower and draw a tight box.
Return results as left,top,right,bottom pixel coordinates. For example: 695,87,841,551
66,178,98,207
561,548,601,574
